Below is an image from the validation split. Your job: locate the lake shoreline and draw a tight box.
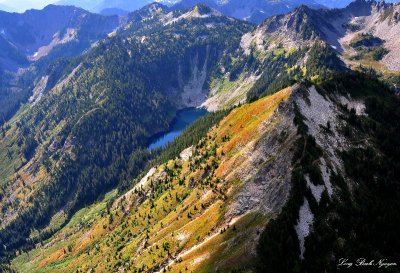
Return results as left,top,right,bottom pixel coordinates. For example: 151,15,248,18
147,107,208,150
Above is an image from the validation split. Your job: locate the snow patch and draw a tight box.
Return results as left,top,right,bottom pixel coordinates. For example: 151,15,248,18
295,198,314,259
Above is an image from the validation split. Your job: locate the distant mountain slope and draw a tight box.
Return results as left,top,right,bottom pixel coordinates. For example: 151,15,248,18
0,4,124,127
173,0,325,23
0,5,121,71
257,0,400,72
335,0,400,71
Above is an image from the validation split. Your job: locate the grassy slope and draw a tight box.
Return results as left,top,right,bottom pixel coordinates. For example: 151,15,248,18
12,88,292,273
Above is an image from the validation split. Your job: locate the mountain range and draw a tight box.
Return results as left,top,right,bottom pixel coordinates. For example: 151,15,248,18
2,0,390,21
1,0,399,23
0,5,122,69
53,0,326,22
0,0,399,272
55,0,151,13
173,0,325,22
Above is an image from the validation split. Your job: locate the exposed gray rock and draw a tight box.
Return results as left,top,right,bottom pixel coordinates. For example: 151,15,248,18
295,198,314,260
227,93,297,218
305,174,325,203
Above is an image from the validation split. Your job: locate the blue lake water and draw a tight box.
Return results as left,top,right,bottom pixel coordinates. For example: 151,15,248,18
148,108,208,150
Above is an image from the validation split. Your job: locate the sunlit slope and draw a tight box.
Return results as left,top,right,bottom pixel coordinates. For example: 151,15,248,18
13,87,295,273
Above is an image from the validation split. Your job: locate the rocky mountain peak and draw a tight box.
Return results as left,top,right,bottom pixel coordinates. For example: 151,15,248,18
129,2,169,20
345,0,375,15
193,3,215,15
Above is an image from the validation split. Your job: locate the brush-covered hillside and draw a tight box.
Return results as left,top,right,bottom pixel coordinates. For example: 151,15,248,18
9,71,400,273
11,87,293,273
